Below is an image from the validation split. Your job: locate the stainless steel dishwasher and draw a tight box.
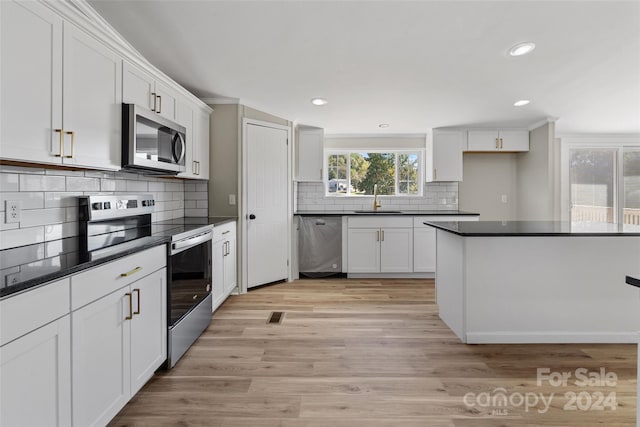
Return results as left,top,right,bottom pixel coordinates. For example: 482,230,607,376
298,216,342,277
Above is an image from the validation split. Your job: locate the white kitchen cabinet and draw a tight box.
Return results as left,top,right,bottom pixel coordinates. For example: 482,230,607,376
155,81,179,121
347,217,413,274
122,60,156,110
63,22,122,170
178,100,210,179
426,130,464,182
467,129,529,152
213,221,237,311
0,1,122,170
71,245,167,427
0,277,71,427
413,216,479,273
296,127,324,181
1,0,63,165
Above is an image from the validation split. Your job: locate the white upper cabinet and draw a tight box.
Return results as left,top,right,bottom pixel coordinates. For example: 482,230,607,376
178,100,210,179
122,60,156,110
195,107,211,180
467,129,529,152
154,81,179,122
0,0,121,170
426,130,464,182
296,127,324,181
1,0,63,165
63,22,122,170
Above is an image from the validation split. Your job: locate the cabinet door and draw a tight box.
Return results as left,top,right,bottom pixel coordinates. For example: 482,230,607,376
499,130,529,151
72,287,131,427
297,129,324,181
155,81,179,121
467,130,500,151
413,226,436,273
212,238,225,311
0,315,71,427
380,228,413,273
177,99,196,178
431,131,464,181
122,60,155,110
63,22,122,170
347,228,380,273
130,269,167,396
195,108,211,179
223,237,237,295
0,0,63,164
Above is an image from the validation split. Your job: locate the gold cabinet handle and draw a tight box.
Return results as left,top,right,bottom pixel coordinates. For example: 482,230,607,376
120,266,142,277
151,92,157,112
64,131,75,158
54,129,64,157
434,168,437,180
376,230,380,241
133,288,141,315
495,138,499,149
500,138,503,149
157,95,162,114
196,161,200,175
381,230,385,241
125,292,133,320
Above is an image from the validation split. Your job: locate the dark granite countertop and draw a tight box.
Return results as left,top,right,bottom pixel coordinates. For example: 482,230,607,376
626,276,640,289
294,210,479,216
426,220,640,237
0,216,237,299
0,235,170,299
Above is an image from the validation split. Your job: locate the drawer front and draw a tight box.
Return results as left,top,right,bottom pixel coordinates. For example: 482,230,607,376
413,215,479,227
1,278,70,346
71,245,166,311
213,221,236,242
348,216,412,229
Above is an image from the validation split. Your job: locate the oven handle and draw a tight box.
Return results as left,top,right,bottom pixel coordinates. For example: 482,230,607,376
171,230,213,255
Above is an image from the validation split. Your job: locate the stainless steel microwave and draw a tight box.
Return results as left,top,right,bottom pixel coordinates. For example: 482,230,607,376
122,103,187,174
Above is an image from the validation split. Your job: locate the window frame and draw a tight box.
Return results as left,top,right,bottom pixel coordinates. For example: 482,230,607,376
560,137,640,224
323,149,424,197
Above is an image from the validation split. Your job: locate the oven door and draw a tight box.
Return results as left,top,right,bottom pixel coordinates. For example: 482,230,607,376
169,233,212,327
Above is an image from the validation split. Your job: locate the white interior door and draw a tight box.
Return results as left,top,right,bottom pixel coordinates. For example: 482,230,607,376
246,123,289,288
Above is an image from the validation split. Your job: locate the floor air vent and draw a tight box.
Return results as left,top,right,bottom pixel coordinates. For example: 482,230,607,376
267,311,284,324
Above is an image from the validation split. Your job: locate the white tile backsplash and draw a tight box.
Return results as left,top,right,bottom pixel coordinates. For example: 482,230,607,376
296,181,459,212
0,165,209,249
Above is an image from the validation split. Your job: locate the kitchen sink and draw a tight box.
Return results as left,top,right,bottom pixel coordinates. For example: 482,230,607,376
352,210,403,214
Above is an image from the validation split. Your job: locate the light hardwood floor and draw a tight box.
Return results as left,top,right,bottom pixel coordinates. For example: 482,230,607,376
109,279,637,426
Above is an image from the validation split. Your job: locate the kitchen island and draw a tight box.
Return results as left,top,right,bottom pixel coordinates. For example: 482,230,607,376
427,221,640,344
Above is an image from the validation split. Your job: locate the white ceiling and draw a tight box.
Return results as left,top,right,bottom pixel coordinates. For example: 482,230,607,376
88,0,640,135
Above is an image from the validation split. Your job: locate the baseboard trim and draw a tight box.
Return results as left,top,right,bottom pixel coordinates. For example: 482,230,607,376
465,331,638,344
347,273,434,279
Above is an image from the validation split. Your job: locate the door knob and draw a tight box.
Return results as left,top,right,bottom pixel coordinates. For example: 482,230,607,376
249,214,256,220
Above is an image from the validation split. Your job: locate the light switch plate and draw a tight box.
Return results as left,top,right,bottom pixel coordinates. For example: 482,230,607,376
229,194,236,205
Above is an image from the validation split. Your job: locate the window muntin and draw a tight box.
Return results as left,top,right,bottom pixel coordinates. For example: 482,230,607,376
623,148,640,225
325,150,422,196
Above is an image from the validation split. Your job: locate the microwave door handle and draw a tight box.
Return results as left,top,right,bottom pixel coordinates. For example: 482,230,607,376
172,133,186,164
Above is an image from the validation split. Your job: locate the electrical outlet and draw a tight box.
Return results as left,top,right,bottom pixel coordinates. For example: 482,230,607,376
5,200,21,223
501,194,508,203
228,194,236,206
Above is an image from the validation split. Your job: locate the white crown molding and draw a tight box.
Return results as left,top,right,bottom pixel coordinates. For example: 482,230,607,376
202,97,241,105
325,133,427,139
528,117,558,131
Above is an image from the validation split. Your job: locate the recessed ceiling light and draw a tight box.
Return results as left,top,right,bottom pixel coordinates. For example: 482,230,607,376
508,42,536,57
310,97,328,106
378,123,390,128
514,99,530,107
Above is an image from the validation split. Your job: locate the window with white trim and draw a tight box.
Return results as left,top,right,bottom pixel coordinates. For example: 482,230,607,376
325,150,422,196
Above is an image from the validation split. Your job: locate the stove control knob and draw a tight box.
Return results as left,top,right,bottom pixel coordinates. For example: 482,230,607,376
91,202,102,210
142,200,148,207
151,200,155,206
103,202,111,210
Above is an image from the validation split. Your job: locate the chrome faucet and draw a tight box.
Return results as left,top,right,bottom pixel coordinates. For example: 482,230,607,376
373,184,381,211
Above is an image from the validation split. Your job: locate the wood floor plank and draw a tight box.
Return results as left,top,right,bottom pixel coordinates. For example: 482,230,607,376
108,278,636,426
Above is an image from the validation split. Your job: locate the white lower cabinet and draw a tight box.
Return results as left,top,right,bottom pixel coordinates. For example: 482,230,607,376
413,216,480,273
213,221,237,312
0,315,71,427
346,217,413,274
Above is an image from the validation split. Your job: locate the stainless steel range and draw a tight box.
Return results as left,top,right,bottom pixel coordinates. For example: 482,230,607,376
79,194,213,369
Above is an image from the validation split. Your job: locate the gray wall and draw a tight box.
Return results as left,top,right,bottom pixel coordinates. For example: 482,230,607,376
516,122,555,220
458,153,518,220
207,103,291,217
